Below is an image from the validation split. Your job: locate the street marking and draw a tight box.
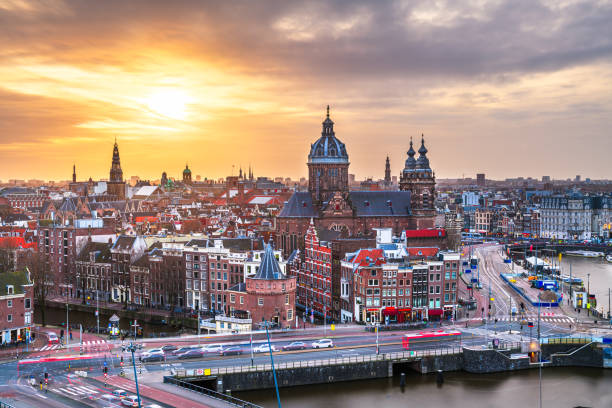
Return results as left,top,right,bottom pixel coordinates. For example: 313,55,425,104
58,387,79,396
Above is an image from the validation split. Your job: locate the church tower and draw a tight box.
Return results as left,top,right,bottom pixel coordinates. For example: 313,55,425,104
107,139,126,199
72,164,76,183
307,106,350,203
400,135,435,226
183,164,192,184
384,156,391,185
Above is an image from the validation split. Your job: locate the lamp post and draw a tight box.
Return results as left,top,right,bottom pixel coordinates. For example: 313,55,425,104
123,343,142,408
96,290,100,335
263,320,282,408
587,273,591,316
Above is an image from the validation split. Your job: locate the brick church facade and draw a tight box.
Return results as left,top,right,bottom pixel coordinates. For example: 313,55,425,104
277,107,437,256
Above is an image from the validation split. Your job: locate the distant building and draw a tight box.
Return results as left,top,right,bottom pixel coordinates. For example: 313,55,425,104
476,173,485,186
542,176,551,183
107,140,126,200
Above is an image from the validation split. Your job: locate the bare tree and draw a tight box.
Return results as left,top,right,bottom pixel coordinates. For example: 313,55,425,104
0,239,16,273
26,252,55,327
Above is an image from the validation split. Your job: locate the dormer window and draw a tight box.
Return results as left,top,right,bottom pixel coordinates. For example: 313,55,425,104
7,285,14,295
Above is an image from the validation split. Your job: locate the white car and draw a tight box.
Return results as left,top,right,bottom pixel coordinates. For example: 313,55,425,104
312,339,334,349
143,348,163,355
121,395,139,407
201,344,224,353
252,344,278,353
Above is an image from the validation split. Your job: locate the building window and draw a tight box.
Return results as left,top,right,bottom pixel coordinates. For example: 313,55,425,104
7,300,12,308
230,294,236,303
6,285,14,295
25,298,31,309
285,294,289,305
258,298,264,306
7,314,12,322
287,309,293,320
240,296,244,304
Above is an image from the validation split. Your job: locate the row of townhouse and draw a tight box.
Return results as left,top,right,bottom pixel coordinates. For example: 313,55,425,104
340,249,460,325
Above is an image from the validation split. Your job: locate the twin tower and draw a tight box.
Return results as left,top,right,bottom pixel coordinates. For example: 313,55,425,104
307,106,435,212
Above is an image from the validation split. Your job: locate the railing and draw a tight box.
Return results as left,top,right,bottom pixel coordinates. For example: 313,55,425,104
176,346,470,377
163,376,262,408
0,401,16,408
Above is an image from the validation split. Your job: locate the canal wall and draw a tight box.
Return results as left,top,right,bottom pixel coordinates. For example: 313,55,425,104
203,360,391,392
174,341,609,392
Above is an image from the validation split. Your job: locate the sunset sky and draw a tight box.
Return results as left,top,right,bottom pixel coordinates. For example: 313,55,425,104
1,0,611,182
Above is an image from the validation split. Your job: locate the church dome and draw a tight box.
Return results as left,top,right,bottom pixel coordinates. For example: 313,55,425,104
308,106,349,164
403,137,416,172
183,164,191,175
416,135,430,170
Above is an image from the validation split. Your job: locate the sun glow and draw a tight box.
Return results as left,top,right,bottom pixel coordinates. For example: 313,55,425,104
145,88,192,120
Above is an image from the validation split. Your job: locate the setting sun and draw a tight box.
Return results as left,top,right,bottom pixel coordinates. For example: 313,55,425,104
145,88,191,120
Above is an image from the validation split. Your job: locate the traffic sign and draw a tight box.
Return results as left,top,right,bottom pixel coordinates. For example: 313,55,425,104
528,322,534,328
331,324,335,331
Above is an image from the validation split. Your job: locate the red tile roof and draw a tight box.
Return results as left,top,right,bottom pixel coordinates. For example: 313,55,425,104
407,247,439,257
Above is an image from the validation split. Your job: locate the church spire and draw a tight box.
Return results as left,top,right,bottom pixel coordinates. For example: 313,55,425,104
110,139,123,182
326,105,330,119
416,134,430,169
72,164,76,183
384,156,391,184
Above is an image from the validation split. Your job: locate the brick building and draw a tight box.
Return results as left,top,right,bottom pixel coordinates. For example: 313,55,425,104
277,108,436,257
37,220,115,297
228,244,296,329
0,269,33,344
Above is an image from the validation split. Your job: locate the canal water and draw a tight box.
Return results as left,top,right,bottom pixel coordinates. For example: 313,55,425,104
237,367,612,408
560,256,612,312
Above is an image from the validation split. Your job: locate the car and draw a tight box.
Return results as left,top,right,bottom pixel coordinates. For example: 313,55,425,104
144,348,163,355
143,405,163,408
121,395,139,407
172,345,199,356
161,344,177,353
220,346,242,356
282,341,306,351
47,332,59,345
177,349,204,359
252,344,278,353
112,389,128,399
312,339,334,349
201,344,224,354
141,350,165,362
97,394,121,406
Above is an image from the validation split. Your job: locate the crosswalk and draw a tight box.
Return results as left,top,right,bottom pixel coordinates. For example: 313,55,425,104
496,314,574,324
40,340,108,351
53,384,100,398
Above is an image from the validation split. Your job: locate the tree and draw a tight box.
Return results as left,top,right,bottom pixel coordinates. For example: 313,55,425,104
0,239,16,273
26,252,55,327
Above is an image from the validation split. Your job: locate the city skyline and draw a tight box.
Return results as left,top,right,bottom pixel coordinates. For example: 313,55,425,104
1,0,612,181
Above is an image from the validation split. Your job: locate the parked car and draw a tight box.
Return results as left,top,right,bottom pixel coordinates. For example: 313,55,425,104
172,346,199,356
47,332,59,345
311,339,334,349
220,346,242,356
161,345,177,353
143,348,163,355
141,350,165,362
121,395,139,407
252,344,278,353
282,341,306,351
177,349,204,360
112,389,128,399
201,344,224,354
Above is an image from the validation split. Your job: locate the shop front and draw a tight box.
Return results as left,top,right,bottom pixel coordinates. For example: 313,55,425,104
364,308,381,324
428,308,444,321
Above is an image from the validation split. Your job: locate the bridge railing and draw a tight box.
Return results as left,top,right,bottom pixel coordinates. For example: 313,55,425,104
176,345,483,377
163,375,262,408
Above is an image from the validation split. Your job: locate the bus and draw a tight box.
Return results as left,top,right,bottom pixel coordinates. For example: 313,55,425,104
402,330,462,350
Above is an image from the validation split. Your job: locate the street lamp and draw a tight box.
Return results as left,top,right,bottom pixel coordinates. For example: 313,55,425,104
587,273,591,316
123,343,142,408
